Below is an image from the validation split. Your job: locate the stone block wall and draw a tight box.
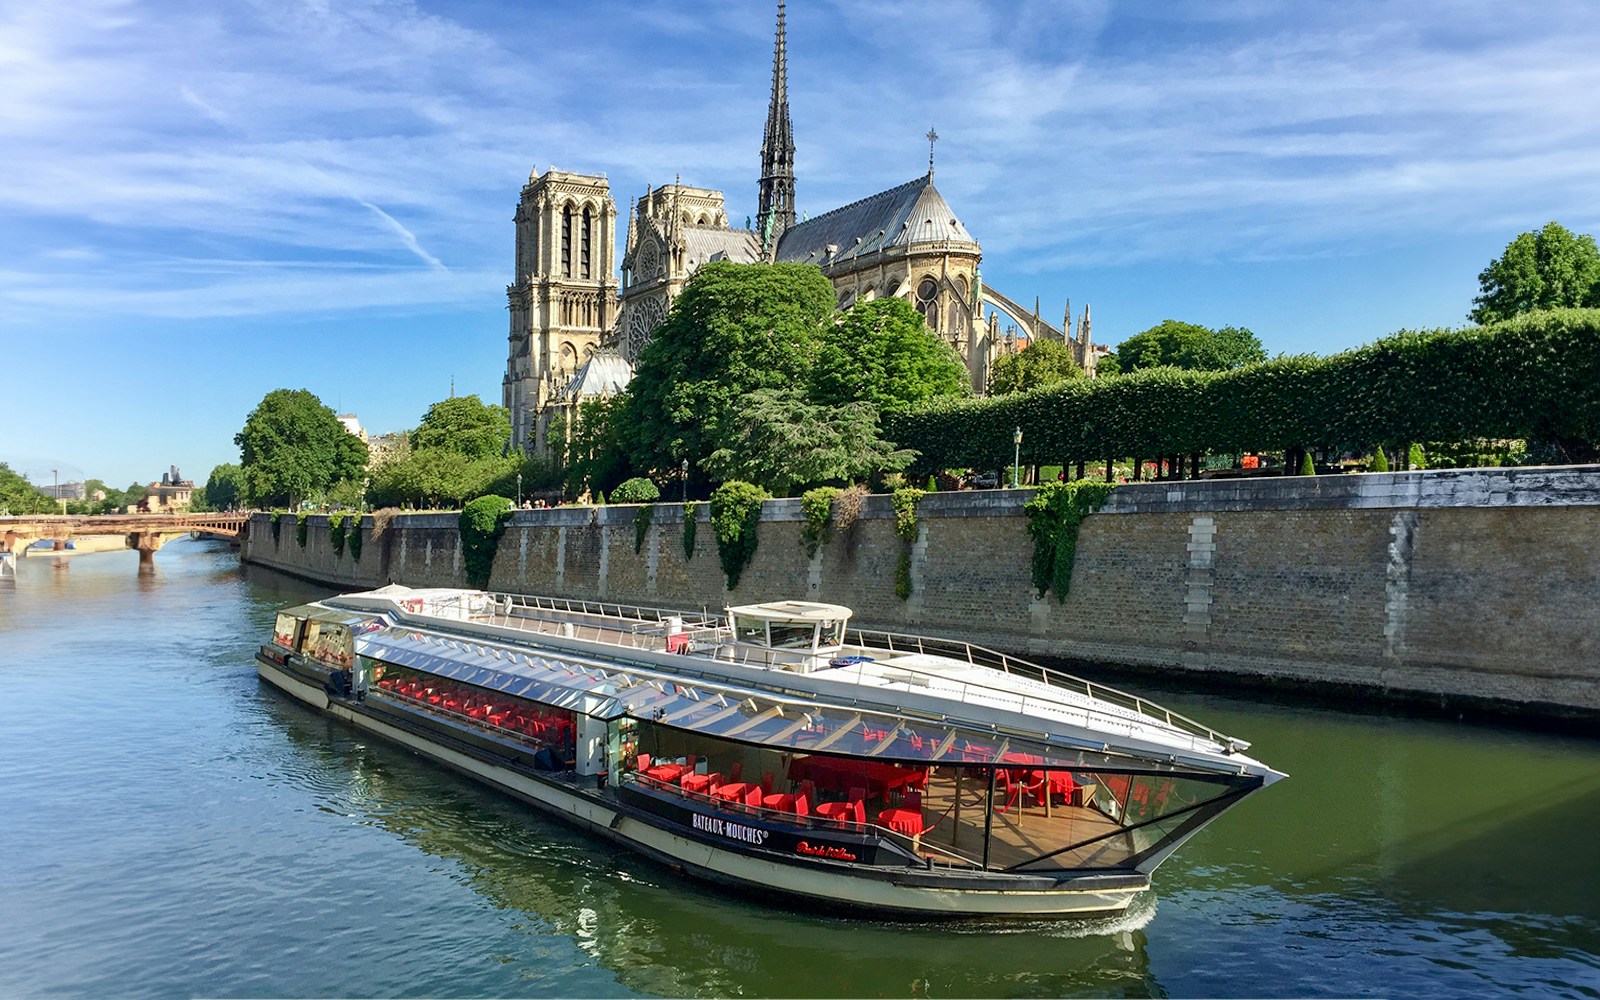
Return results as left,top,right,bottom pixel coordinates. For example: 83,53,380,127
242,467,1600,719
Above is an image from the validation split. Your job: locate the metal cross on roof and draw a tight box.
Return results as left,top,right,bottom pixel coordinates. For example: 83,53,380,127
926,126,939,175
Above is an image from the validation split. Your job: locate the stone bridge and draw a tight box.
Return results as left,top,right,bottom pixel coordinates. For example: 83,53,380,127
0,512,250,574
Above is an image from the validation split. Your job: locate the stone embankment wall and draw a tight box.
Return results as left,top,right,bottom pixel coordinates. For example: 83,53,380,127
242,467,1600,720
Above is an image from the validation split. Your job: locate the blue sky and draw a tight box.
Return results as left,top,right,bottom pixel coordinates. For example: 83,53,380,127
3,0,1599,489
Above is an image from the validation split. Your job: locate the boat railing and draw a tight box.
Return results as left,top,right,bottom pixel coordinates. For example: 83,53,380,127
843,626,1243,752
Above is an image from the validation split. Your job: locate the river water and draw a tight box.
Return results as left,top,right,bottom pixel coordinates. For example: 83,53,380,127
1,540,1597,999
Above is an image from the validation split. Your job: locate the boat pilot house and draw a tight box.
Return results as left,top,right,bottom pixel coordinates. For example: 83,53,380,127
259,588,1283,917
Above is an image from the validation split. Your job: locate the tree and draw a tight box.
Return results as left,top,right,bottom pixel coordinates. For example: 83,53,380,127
0,462,56,515
702,388,914,496
1471,222,1600,324
620,261,837,476
204,463,245,511
986,337,1085,395
411,395,513,460
366,447,509,509
811,298,972,413
1108,320,1267,374
234,389,369,508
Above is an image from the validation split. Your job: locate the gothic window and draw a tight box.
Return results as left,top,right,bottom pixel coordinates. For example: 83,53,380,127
581,207,592,279
635,239,659,282
916,277,940,328
948,302,965,339
626,296,668,359
954,275,969,302
562,205,573,278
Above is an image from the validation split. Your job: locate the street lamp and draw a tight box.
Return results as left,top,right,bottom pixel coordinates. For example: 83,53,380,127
516,472,522,509
1012,428,1023,489
681,458,689,504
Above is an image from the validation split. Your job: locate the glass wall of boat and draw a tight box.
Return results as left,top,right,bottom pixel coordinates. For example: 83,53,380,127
619,719,1253,873
454,591,1245,755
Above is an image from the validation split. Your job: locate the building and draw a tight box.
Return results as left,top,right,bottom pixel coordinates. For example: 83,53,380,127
39,481,86,501
336,413,368,444
135,465,194,512
505,1,1106,456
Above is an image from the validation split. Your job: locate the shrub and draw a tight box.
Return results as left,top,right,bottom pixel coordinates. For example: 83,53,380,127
329,512,347,556
682,501,701,561
1407,443,1427,470
612,477,661,504
1371,448,1391,472
459,494,514,588
710,481,771,589
1299,452,1315,476
800,486,841,558
833,484,869,535
348,512,365,561
634,503,655,554
1024,481,1115,601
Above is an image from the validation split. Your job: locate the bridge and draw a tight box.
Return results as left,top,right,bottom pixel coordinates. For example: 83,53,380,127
0,512,250,576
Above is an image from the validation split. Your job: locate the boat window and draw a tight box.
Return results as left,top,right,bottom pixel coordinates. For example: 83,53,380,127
273,613,303,651
768,621,817,650
301,620,322,657
366,658,578,768
732,615,765,645
818,619,845,647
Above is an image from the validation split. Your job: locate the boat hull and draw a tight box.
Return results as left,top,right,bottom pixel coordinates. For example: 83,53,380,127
256,653,1147,918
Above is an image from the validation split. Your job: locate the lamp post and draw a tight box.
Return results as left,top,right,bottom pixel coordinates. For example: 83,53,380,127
681,458,689,504
1012,428,1022,489
54,468,65,515
516,472,522,509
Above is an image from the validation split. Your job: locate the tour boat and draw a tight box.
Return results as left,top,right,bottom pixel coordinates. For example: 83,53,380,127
257,586,1284,918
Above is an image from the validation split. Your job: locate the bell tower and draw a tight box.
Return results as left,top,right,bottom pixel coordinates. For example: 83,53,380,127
503,168,618,455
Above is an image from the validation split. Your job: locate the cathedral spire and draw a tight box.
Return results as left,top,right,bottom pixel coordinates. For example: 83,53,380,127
757,0,796,252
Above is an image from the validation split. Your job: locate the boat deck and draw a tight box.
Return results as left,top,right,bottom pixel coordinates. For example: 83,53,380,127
914,767,1133,871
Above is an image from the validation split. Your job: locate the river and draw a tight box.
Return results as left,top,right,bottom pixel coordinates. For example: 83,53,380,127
1,540,1597,999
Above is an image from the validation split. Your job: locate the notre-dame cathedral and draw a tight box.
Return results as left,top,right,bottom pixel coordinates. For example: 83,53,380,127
503,2,1102,456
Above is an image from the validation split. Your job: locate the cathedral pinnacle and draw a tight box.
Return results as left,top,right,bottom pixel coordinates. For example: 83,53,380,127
757,0,796,252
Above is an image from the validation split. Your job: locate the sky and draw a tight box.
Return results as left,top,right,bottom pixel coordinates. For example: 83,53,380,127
3,0,1599,490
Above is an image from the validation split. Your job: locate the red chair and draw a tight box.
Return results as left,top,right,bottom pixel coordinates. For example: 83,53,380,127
793,793,811,817
636,753,651,772
760,771,775,795
744,785,764,810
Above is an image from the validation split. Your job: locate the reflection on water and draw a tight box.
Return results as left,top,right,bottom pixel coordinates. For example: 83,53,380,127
2,541,1597,999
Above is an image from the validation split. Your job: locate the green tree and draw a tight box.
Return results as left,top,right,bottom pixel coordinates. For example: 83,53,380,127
986,337,1085,395
620,261,837,476
366,447,508,509
235,389,368,508
0,462,56,514
702,388,914,496
562,395,632,497
1109,320,1267,374
204,463,245,511
1471,222,1600,324
811,298,972,413
411,395,513,460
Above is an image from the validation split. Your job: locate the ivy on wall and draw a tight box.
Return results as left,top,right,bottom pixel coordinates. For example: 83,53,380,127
328,513,347,556
891,487,925,600
800,486,841,558
710,481,771,589
459,495,513,588
348,512,364,561
1024,481,1115,601
295,512,309,548
682,502,700,561
269,511,284,544
634,503,655,554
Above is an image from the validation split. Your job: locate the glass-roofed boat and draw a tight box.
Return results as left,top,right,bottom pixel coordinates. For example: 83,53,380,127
258,585,1284,918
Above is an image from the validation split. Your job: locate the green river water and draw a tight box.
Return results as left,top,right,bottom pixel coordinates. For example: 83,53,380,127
1,540,1596,998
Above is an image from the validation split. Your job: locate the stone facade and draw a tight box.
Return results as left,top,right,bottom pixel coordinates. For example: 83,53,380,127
243,468,1600,720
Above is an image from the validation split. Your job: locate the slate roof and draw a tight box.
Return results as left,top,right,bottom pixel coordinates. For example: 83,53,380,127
561,349,633,400
682,226,761,268
775,173,977,268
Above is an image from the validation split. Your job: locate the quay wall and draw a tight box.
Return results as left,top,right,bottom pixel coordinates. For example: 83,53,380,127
241,467,1600,721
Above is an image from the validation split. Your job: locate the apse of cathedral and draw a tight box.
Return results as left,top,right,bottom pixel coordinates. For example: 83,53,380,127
504,1,1101,456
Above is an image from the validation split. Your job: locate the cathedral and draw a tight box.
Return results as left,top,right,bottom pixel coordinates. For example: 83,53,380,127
503,1,1103,457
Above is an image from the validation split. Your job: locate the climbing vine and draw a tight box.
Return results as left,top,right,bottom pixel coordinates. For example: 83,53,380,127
710,481,771,589
634,503,655,554
459,494,514,588
348,512,365,561
328,512,347,556
295,512,310,548
681,501,700,561
270,511,284,544
1024,481,1115,601
800,486,840,558
891,487,925,600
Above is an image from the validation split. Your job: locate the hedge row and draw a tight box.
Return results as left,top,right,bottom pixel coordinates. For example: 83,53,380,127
887,309,1600,468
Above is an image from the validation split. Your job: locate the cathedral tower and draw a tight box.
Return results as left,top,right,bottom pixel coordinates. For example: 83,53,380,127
502,168,617,454
756,0,796,251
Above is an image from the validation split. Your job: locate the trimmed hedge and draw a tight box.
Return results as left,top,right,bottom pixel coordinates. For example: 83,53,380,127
887,310,1600,468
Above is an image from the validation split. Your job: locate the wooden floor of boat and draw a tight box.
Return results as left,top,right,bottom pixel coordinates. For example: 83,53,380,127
912,770,1134,870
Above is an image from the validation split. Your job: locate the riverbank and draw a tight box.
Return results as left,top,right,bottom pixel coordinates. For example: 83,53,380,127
240,466,1600,726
